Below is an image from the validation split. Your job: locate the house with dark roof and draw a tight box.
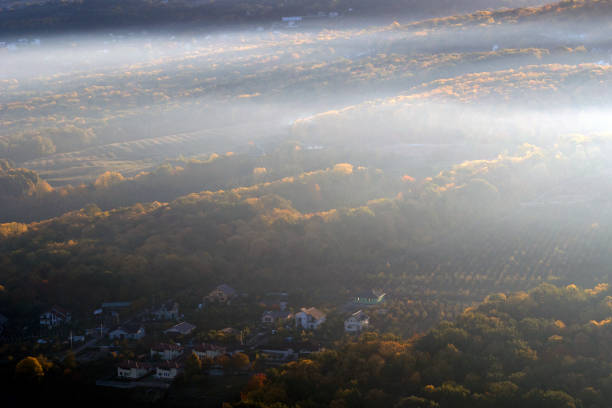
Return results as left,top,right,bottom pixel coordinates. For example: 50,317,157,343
262,310,293,325
164,321,196,336
152,301,179,320
40,306,71,328
117,360,152,380
151,343,184,361
109,324,146,340
295,307,326,330
206,284,237,304
344,310,370,332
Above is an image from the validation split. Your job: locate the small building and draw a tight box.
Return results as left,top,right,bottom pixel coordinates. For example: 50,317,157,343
164,321,196,336
193,343,226,360
295,307,326,330
262,310,293,325
40,306,71,328
152,301,179,320
206,284,237,304
353,290,386,305
344,310,369,332
109,324,146,340
151,343,184,361
155,361,182,380
117,360,152,380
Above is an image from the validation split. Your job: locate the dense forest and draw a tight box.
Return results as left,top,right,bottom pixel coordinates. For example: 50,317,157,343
234,283,612,408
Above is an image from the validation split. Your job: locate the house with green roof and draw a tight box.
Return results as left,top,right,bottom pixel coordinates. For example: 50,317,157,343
353,290,385,305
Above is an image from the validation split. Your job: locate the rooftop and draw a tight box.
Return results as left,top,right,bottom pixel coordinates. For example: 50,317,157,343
47,305,70,316
350,310,369,321
214,284,237,296
118,360,151,370
155,300,178,311
263,310,293,319
300,307,326,320
112,323,143,334
354,290,385,299
102,301,132,309
164,321,196,335
193,343,226,352
157,361,182,369
152,343,184,352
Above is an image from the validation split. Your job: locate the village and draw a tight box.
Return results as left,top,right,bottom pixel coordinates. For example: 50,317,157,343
3,284,387,391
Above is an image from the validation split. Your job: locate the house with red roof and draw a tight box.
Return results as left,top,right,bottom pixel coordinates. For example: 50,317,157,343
295,307,326,330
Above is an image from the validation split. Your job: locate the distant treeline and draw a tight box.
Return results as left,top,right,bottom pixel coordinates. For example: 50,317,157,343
0,0,550,34
0,143,400,222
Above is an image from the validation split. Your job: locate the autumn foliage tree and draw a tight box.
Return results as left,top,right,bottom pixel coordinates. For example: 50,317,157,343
15,356,44,382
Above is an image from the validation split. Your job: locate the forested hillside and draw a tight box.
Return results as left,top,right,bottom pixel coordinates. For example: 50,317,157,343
2,138,611,329
2,1,612,405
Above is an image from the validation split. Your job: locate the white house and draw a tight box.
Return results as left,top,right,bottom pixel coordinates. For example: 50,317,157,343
155,361,182,380
117,360,152,380
151,343,184,361
40,306,71,328
344,310,370,332
109,324,146,340
206,284,237,304
193,343,226,360
152,301,179,320
295,307,326,330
